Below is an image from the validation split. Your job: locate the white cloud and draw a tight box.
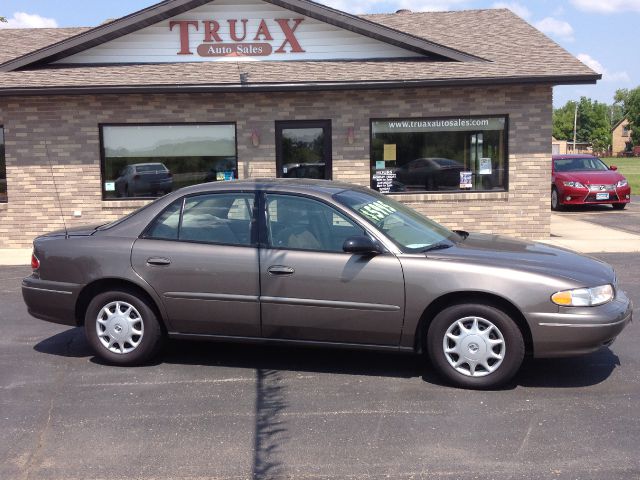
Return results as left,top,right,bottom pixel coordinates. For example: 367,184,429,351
319,0,469,14
535,17,575,41
491,2,531,19
570,0,640,13
576,53,631,82
0,12,58,29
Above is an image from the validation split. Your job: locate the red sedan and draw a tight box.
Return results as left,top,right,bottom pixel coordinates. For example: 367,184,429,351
551,154,631,210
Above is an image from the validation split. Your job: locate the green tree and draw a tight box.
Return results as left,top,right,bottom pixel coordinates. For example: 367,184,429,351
553,100,577,140
553,97,612,152
615,87,640,146
0,16,6,23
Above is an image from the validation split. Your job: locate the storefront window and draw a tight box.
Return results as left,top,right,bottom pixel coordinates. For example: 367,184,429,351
101,124,237,200
0,127,6,203
370,117,508,194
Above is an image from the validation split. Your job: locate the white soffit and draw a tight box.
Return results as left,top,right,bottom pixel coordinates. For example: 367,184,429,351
58,0,423,64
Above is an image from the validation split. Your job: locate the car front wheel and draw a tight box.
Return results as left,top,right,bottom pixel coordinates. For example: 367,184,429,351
85,289,164,365
427,303,525,389
551,187,562,211
612,203,626,210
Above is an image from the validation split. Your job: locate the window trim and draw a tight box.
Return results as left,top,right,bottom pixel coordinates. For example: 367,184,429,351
99,122,239,202
368,114,510,195
275,119,333,181
0,125,6,204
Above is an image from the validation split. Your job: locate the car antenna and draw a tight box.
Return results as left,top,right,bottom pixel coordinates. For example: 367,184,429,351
44,139,69,238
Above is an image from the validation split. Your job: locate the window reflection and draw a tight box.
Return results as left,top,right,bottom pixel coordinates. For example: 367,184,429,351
101,124,237,200
370,117,507,194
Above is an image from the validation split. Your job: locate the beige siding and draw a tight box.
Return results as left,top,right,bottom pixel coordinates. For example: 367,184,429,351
59,0,421,64
0,84,552,248
612,119,631,156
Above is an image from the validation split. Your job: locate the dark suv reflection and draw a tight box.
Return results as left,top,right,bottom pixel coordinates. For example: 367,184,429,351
115,163,173,197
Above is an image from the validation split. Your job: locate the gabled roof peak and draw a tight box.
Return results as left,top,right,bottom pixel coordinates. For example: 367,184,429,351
0,0,485,72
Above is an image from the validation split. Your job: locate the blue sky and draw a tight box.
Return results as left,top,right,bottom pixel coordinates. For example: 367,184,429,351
1,0,638,107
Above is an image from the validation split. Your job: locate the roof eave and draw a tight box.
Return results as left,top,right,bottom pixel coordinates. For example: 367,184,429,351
0,74,601,97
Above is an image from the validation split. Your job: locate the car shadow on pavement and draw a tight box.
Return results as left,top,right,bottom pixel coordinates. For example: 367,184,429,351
516,348,621,388
34,328,621,389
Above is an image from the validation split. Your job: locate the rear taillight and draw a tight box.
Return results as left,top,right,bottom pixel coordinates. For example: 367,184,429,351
31,253,40,270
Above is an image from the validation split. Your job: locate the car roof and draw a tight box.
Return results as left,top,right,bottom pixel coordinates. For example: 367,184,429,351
174,178,363,196
552,154,599,160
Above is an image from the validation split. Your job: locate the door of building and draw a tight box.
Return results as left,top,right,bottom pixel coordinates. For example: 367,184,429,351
275,120,332,180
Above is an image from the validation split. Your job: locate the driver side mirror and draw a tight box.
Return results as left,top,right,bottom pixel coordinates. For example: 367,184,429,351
609,165,618,171
343,236,383,255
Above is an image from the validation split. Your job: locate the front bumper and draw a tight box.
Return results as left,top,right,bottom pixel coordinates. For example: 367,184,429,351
559,185,631,206
22,275,81,327
529,289,633,358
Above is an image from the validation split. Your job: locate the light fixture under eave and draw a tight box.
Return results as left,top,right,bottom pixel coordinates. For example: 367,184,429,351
347,127,355,144
251,129,260,147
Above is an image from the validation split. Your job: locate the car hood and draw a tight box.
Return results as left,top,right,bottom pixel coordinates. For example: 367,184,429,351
429,233,615,286
556,170,624,185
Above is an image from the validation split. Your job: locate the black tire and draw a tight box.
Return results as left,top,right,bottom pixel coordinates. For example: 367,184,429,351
85,289,164,365
551,186,562,211
612,203,626,210
427,303,525,389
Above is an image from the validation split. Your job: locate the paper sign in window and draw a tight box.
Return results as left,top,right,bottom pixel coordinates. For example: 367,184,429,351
479,158,492,175
383,144,397,161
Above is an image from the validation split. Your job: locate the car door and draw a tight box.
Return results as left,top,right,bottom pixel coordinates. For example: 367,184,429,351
131,191,260,336
259,193,405,345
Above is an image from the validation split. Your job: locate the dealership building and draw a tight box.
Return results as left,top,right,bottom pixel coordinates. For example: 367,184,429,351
0,0,598,248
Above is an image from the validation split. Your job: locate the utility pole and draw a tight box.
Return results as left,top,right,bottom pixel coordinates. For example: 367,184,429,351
573,102,578,153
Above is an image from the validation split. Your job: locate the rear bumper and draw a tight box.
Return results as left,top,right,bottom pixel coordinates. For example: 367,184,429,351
529,290,633,358
22,275,81,327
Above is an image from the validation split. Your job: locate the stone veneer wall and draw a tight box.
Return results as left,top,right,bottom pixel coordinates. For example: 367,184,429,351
0,84,552,248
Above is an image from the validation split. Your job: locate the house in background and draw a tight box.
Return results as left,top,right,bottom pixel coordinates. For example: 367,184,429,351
552,137,592,155
612,118,633,156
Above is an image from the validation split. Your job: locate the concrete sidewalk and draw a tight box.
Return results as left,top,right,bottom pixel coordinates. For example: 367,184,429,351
0,249,32,266
540,214,640,253
1,215,639,266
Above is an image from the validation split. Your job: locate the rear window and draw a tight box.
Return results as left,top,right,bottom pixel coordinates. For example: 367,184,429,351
136,164,167,172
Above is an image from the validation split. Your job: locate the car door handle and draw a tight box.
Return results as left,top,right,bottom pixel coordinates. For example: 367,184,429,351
147,257,171,266
268,265,295,276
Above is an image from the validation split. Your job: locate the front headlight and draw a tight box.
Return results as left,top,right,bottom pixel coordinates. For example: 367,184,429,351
551,284,614,307
563,181,586,188
617,180,628,188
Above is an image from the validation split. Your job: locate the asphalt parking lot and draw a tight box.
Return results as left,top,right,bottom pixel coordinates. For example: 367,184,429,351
1,256,638,480
554,195,640,235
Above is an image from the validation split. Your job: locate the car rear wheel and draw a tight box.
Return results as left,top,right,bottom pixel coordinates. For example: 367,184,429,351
85,289,164,365
612,203,626,210
427,303,525,389
551,187,562,211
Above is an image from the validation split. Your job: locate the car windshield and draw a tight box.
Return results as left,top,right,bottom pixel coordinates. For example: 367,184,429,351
554,157,609,172
334,189,460,253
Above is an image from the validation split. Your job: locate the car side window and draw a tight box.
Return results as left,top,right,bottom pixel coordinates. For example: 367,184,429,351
145,199,182,240
145,193,255,245
180,193,254,246
266,194,365,252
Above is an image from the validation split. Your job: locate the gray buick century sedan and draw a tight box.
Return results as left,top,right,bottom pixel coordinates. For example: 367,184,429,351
22,179,632,389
